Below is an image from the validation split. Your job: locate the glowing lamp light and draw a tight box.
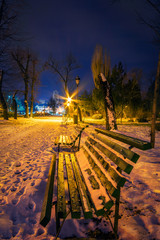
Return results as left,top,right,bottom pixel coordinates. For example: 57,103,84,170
75,76,80,86
67,97,71,103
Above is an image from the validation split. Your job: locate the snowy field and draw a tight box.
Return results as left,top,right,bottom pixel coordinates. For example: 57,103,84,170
0,117,160,240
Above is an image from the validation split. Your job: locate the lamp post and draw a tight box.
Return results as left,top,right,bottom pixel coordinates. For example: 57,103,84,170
75,76,80,124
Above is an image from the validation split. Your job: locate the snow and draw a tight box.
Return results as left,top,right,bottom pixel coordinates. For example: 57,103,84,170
0,117,160,240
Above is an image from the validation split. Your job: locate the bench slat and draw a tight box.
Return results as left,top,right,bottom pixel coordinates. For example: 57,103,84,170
76,150,114,216
65,135,70,144
70,153,92,218
63,136,66,144
65,153,81,218
95,128,152,150
87,137,133,174
59,135,63,144
40,154,56,227
55,136,60,145
83,145,119,198
91,133,140,163
57,153,66,218
85,141,126,187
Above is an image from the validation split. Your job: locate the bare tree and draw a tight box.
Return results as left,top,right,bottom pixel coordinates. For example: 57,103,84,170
151,53,160,147
113,0,160,45
46,53,80,97
12,48,31,118
30,57,41,118
0,0,18,119
0,0,17,61
0,70,8,119
137,0,160,45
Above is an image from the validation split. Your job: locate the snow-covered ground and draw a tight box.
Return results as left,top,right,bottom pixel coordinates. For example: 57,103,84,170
0,117,160,240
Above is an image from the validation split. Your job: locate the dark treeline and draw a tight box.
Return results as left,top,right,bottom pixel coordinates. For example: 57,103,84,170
79,61,159,123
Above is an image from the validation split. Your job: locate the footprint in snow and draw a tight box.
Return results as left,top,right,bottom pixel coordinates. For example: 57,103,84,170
36,228,45,236
30,181,35,186
23,177,28,181
3,180,10,184
12,198,18,205
16,187,25,196
13,178,20,184
0,198,6,205
15,170,21,175
10,186,17,192
27,201,36,211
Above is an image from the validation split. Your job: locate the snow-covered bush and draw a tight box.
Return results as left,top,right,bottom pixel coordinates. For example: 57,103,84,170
92,114,103,119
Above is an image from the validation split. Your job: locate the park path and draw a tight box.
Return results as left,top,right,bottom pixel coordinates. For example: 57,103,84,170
0,119,74,178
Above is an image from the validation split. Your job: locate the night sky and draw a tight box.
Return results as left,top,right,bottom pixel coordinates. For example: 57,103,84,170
20,0,158,101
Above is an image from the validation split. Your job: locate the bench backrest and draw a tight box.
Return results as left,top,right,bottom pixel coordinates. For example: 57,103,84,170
95,128,152,150
71,124,89,145
82,130,141,200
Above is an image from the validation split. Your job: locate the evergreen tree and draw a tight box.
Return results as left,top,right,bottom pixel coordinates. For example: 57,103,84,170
110,62,127,121
91,45,117,130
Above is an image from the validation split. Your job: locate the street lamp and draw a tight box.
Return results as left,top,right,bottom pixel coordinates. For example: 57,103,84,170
75,76,80,124
75,75,80,87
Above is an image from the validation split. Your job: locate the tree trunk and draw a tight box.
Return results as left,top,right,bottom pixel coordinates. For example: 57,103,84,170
24,79,29,118
30,90,33,118
13,97,17,119
12,91,18,119
30,61,36,118
0,70,9,120
78,106,82,122
100,73,117,130
150,52,160,148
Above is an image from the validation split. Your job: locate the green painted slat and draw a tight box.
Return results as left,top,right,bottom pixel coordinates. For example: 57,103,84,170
40,154,56,227
95,128,152,150
91,133,140,163
65,154,81,218
70,153,92,219
82,146,119,198
75,151,114,216
57,153,66,218
87,137,133,174
85,141,126,187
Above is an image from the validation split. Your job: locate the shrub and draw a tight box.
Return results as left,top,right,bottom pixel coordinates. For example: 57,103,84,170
156,123,160,131
137,118,148,122
128,119,134,122
92,114,103,119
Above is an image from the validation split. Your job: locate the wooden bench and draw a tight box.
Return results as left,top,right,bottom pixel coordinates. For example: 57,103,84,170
54,124,88,152
40,127,152,239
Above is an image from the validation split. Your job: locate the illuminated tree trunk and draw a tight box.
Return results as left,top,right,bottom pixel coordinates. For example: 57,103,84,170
78,107,82,122
0,70,8,120
24,79,29,118
151,53,160,148
100,73,117,130
30,60,36,118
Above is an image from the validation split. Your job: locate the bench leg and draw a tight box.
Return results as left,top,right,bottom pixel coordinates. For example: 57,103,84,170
78,134,81,151
55,204,71,240
55,203,60,234
58,144,60,153
114,186,121,237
